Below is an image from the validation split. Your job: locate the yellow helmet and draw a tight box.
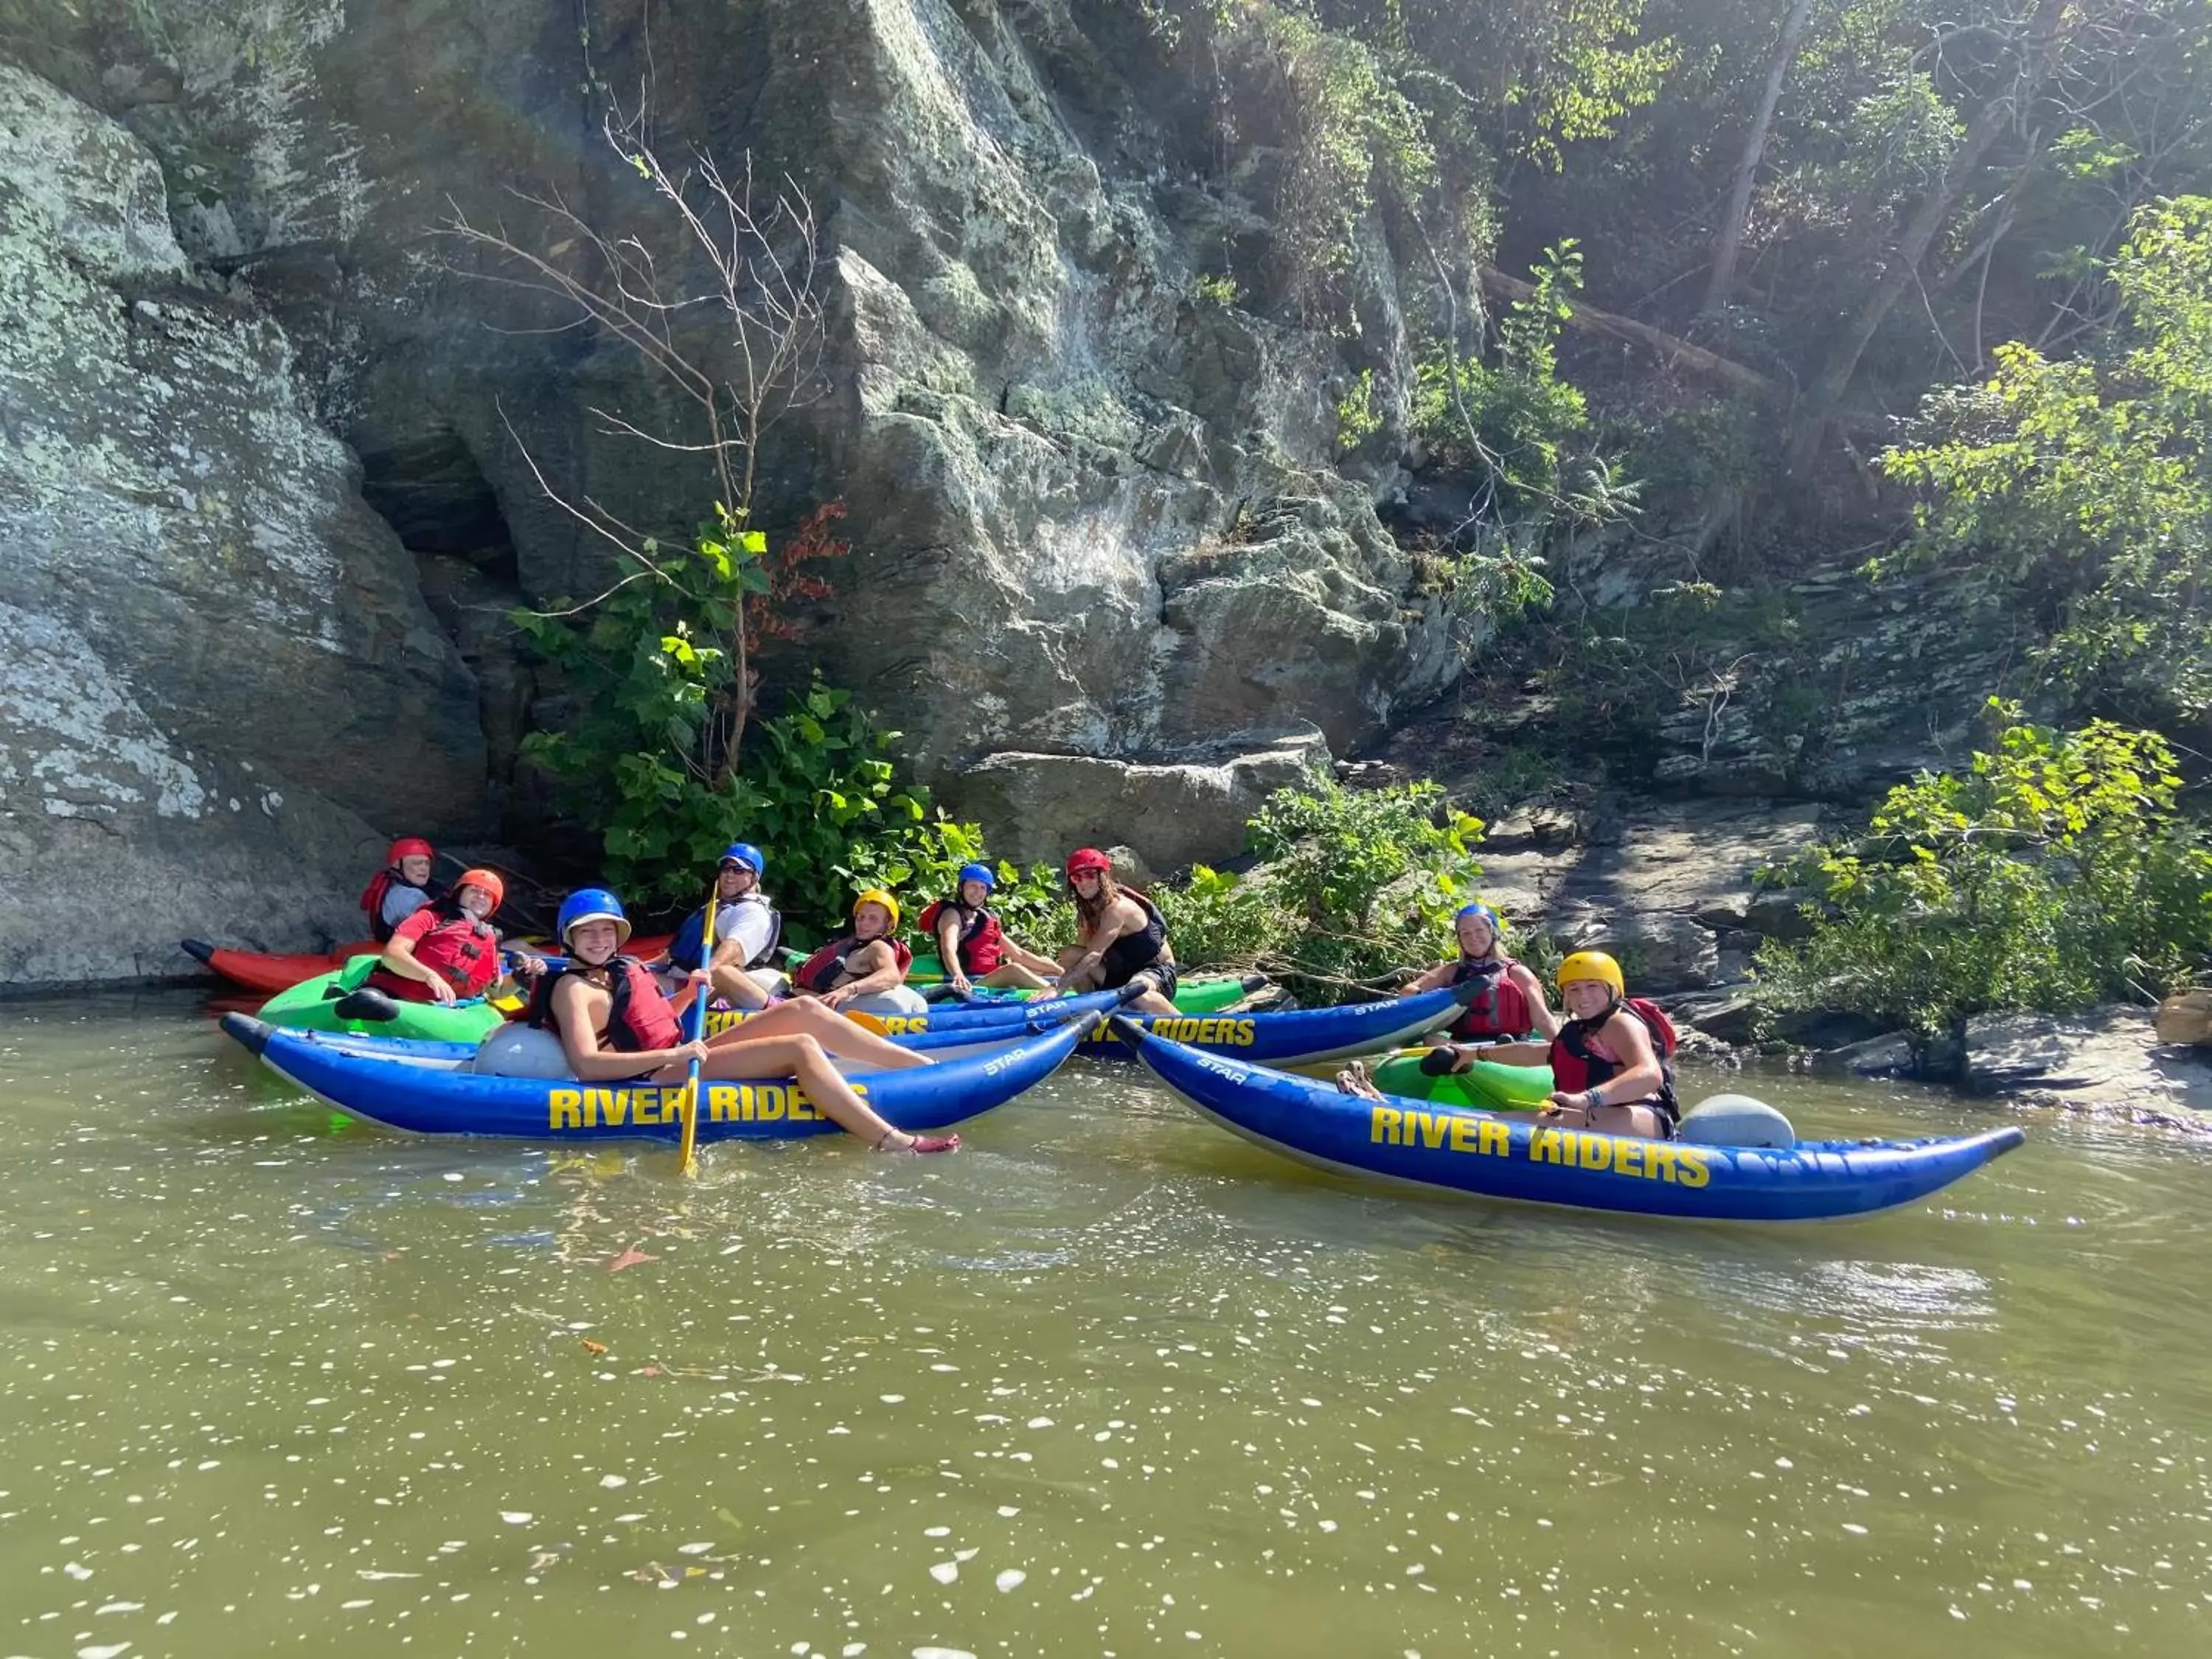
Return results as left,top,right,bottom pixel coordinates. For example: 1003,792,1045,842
1556,950,1624,995
852,888,901,932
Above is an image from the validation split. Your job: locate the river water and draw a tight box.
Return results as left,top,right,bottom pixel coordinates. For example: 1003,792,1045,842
1,990,2206,1658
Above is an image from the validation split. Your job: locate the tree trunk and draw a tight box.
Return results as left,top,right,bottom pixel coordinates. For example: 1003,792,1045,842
1787,0,2070,472
1703,0,1816,316
1478,267,1786,403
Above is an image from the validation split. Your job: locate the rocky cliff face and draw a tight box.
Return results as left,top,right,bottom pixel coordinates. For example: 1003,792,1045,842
1,0,1457,945
0,1,2013,990
0,62,484,987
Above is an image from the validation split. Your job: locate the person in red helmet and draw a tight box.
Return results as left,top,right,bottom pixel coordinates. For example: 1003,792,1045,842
366,868,546,1005
1054,847,1178,1015
359,837,441,942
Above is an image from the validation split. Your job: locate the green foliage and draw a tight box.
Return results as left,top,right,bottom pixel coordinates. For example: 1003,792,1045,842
1880,196,2212,717
1225,7,1439,321
1242,776,1486,986
1193,270,1244,307
1755,708,2212,1062
1500,0,1677,168
1153,863,1292,970
1333,366,1385,454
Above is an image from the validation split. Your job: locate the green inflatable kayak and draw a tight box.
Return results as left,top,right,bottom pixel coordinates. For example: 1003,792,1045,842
257,956,512,1044
1367,1046,1555,1112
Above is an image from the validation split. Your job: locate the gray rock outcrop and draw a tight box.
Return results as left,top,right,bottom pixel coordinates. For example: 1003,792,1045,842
941,731,1329,871
0,64,484,987
7,0,1458,895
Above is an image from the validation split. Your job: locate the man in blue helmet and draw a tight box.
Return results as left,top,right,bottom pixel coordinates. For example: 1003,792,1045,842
654,843,784,1011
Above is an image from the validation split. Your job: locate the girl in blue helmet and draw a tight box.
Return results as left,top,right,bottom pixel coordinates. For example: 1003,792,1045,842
917,862,1060,996
507,888,957,1152
1398,902,1557,1043
652,842,785,1011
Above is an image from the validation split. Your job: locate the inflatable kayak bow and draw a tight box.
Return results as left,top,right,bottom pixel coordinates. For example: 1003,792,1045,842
1115,1018,2025,1222
221,1010,1087,1142
187,934,669,995
1070,984,1479,1067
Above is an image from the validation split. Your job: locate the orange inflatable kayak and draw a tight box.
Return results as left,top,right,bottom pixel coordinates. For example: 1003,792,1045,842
183,933,676,995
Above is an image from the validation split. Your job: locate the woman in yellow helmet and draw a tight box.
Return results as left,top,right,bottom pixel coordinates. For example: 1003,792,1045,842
1466,950,1680,1138
793,888,917,1012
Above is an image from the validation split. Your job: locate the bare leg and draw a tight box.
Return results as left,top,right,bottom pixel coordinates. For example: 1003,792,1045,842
648,1034,949,1148
701,998,929,1068
1126,986,1178,1015
981,962,1051,990
1543,1101,1669,1140
709,962,773,1011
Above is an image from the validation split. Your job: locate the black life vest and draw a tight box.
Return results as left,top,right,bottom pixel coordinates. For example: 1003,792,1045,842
1096,891,1169,987
1447,956,1534,1040
525,955,683,1053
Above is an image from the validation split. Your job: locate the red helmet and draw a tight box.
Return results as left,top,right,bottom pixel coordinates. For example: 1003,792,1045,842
453,868,505,911
1065,846,1112,879
388,837,434,864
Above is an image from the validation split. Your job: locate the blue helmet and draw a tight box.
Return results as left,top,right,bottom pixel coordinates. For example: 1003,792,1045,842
1455,902,1501,937
719,841,765,876
558,887,632,948
957,861,996,894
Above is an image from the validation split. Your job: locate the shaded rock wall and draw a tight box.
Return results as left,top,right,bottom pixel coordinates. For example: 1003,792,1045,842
5,1,1454,846
0,63,484,987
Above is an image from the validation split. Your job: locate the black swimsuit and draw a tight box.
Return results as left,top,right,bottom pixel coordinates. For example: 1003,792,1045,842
1098,895,1179,998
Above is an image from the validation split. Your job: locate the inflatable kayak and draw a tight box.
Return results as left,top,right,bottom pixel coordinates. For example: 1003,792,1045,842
704,984,1146,1040
1368,1046,1554,1110
186,933,669,994
1116,1018,2025,1222
220,1009,1086,1143
253,956,512,1043
183,938,380,995
1069,984,1479,1068
263,982,1124,1071
925,971,1268,1015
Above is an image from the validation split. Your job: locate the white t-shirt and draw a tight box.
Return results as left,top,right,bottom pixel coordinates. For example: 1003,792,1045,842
715,893,778,968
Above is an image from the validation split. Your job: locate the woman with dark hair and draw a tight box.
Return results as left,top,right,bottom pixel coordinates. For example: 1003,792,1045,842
1054,848,1178,1015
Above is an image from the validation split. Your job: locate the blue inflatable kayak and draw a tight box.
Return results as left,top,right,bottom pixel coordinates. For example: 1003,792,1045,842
703,984,1140,1040
251,992,1110,1069
1114,1018,2025,1222
1069,984,1478,1067
220,1012,1086,1143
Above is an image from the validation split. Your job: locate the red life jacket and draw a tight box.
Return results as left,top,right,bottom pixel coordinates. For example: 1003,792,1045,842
524,956,683,1053
918,897,1006,975
1447,956,1533,1040
1548,998,1680,1123
796,935,914,994
366,906,498,1001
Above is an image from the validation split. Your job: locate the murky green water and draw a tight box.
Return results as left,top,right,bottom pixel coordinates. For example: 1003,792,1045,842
2,991,2208,1658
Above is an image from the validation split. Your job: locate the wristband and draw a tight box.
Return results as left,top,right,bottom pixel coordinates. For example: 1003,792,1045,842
1585,1088,1603,1110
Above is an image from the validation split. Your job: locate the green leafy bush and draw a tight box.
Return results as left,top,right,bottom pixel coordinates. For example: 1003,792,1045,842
1755,707,2212,1067
1242,776,1487,990
1880,196,2212,717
